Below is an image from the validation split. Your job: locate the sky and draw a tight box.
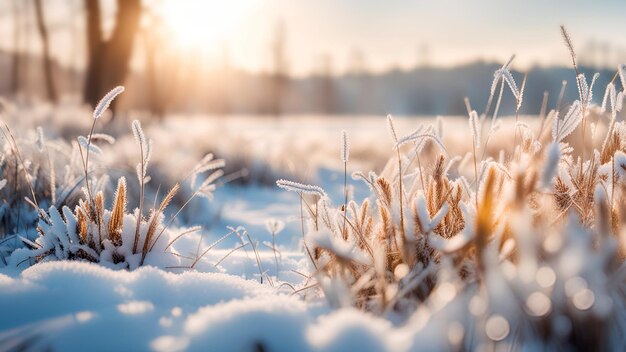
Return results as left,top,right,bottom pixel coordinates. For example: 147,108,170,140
244,0,626,75
1,0,625,77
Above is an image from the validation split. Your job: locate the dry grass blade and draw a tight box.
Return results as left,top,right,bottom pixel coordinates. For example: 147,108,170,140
108,177,126,245
141,183,180,265
191,229,237,268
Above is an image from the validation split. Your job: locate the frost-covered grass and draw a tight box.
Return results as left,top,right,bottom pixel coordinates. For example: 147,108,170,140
3,26,626,351
1,88,230,271
272,28,626,350
0,108,107,264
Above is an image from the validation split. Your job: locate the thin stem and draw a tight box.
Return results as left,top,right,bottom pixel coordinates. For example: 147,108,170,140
556,81,568,114
415,151,426,192
150,187,201,252
300,195,318,270
565,41,585,177
472,141,479,210
537,91,549,137
243,229,264,284
611,155,615,207
513,73,527,161
164,226,202,252
272,232,279,273
80,119,97,206
45,143,56,206
78,119,103,248
479,79,505,162
191,230,236,268
342,160,348,240
491,79,505,126
513,109,520,158
214,243,246,267
132,139,145,254
579,104,587,177
397,149,405,238
338,212,374,257
0,124,39,209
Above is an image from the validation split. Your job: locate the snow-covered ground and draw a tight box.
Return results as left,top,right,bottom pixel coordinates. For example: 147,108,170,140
0,109,580,351
1,261,393,352
0,111,440,351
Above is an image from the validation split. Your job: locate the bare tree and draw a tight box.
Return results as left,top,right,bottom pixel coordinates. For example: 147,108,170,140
347,48,365,75
269,21,288,117
10,0,21,96
417,42,430,68
216,44,233,114
348,48,374,114
318,53,336,114
34,0,58,103
83,0,141,115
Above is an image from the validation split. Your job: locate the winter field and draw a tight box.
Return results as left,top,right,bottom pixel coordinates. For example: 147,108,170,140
0,108,473,351
4,36,626,352
0,107,477,351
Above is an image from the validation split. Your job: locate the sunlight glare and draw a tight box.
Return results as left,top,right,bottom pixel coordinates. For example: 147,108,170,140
160,0,258,49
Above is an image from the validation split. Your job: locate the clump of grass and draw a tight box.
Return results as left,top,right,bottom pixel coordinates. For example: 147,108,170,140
265,218,285,273
278,27,626,349
7,87,225,269
0,102,109,265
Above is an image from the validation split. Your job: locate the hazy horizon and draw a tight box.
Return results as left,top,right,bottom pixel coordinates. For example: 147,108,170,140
1,0,625,77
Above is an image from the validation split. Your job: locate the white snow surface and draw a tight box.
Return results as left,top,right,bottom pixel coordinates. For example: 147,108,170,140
0,261,416,352
0,112,555,351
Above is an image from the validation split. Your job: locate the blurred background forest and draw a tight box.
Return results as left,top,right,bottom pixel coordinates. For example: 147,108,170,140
1,0,626,118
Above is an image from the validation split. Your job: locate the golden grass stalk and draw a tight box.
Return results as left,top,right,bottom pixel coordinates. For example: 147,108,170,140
475,166,497,272
108,177,126,245
140,183,180,265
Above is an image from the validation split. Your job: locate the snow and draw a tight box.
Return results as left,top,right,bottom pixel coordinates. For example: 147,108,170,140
179,297,312,351
0,261,403,351
306,229,371,265
1,108,623,350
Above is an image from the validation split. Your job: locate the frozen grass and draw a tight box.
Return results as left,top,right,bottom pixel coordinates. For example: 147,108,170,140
3,88,228,270
0,104,111,265
2,26,626,351
275,28,626,350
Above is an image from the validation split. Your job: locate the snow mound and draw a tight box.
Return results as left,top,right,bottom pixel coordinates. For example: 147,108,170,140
0,261,400,351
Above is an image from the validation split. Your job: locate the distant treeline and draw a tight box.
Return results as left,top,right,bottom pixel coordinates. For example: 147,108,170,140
0,50,614,117
123,62,617,116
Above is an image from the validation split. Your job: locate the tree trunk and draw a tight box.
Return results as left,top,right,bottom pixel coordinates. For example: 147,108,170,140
83,0,141,115
34,0,58,103
270,21,287,117
10,0,21,95
83,0,103,107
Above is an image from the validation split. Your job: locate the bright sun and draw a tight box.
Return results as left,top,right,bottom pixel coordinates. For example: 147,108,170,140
160,0,258,49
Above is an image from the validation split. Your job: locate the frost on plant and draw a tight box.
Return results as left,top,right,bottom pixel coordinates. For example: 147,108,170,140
6,89,224,270
276,29,626,349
